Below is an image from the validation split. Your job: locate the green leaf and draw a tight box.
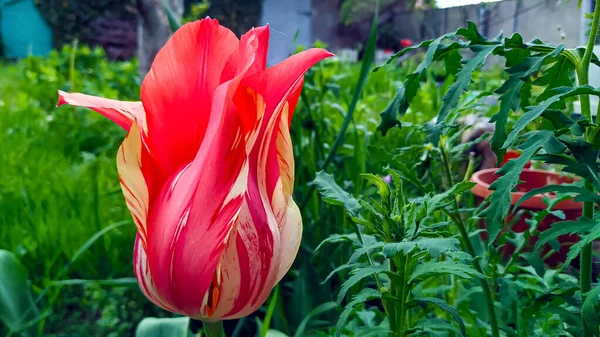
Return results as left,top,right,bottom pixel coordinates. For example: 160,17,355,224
314,233,360,253
513,184,600,211
135,317,190,337
425,181,476,214
382,238,460,258
533,56,575,104
361,173,390,202
378,33,459,135
483,130,560,243
564,221,600,268
294,302,338,337
533,217,597,252
335,288,381,335
582,285,600,335
0,250,39,336
337,265,385,305
409,261,484,283
265,330,289,337
431,44,497,143
314,171,361,218
415,297,467,337
320,8,378,170
504,85,600,148
491,46,565,161
561,138,600,190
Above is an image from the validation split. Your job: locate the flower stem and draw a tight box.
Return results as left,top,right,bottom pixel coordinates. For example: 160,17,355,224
203,321,224,337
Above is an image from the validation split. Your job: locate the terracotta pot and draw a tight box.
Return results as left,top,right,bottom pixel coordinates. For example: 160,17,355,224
470,168,582,265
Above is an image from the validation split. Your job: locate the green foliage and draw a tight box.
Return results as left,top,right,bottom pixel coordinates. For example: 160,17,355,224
0,250,39,337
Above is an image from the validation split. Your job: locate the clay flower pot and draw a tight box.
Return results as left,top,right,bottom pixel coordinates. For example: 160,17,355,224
470,168,582,265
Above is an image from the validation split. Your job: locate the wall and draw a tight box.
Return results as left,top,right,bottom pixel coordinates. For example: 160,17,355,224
313,0,584,52
260,0,312,66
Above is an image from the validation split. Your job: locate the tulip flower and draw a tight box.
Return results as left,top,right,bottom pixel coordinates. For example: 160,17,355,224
57,18,332,330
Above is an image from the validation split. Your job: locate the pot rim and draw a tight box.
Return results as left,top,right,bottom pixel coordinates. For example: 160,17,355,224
470,168,582,211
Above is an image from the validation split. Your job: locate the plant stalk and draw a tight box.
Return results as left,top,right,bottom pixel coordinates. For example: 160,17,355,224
576,4,600,336
439,144,500,337
203,320,224,337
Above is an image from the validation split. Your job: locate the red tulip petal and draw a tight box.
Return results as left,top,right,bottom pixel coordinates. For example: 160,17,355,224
140,18,239,184
242,48,333,202
145,61,260,316
57,90,144,131
221,25,269,83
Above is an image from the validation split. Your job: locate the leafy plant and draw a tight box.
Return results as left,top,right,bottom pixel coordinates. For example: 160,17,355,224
376,8,600,337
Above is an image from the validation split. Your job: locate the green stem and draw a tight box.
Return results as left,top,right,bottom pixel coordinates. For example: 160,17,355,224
439,144,500,337
576,4,600,336
203,321,224,337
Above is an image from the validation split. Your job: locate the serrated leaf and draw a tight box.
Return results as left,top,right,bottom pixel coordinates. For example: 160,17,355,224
564,221,600,268
533,56,575,104
456,20,500,44
335,288,381,335
378,33,458,135
415,297,467,337
582,285,600,335
409,261,484,283
430,44,497,143
503,85,599,148
382,237,460,258
561,138,600,190
337,266,385,305
534,217,597,252
491,46,566,161
483,130,560,243
314,171,361,217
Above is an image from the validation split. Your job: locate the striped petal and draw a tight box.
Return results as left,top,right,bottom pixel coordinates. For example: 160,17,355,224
117,122,152,244
57,91,145,131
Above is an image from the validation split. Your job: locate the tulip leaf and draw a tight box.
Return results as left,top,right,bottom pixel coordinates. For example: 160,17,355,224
135,317,191,337
0,250,39,337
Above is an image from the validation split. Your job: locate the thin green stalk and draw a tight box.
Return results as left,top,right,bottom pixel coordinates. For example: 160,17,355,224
576,4,600,336
203,321,224,337
439,145,500,337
